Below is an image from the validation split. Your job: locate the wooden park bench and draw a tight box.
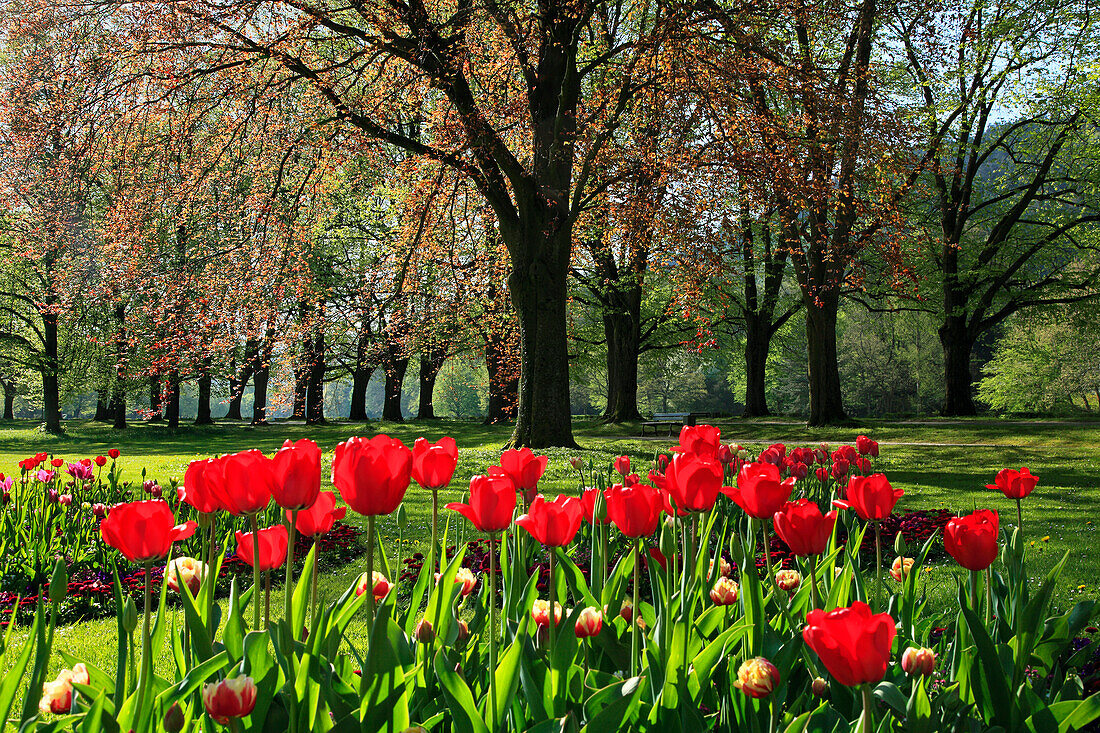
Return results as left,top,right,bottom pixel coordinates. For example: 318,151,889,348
640,412,714,436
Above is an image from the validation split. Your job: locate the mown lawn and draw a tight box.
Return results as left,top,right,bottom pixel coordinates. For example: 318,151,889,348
0,415,1097,681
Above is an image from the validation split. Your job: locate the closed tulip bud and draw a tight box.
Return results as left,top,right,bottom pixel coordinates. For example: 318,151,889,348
569,456,584,470
894,532,908,555
709,577,740,605
164,702,185,733
901,647,936,677
397,503,408,532
414,619,435,643
710,556,732,579
775,569,801,592
203,676,257,725
531,599,563,627
614,598,633,623
122,596,138,634
890,556,914,582
812,677,829,697
356,571,391,601
399,728,429,733
574,607,603,638
49,557,68,604
455,619,470,642
734,657,780,698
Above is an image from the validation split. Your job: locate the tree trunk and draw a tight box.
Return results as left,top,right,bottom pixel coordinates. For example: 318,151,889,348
306,329,326,424
226,342,256,421
601,290,643,423
110,389,126,429
743,314,772,417
485,331,519,425
111,302,127,430
417,348,447,420
41,309,62,433
504,225,576,447
939,316,977,416
194,369,214,425
251,332,274,425
292,364,308,419
804,291,847,426
165,372,181,429
148,377,164,422
2,381,14,419
94,393,111,422
381,355,408,422
348,331,372,421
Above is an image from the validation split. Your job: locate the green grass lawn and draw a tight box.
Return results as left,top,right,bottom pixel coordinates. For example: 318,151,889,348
1,416,1097,685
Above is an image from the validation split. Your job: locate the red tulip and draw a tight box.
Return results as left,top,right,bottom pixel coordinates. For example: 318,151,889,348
497,448,548,494
107,449,120,459
985,468,1038,500
833,474,903,521
94,455,107,467
100,500,197,563
332,435,412,517
180,459,227,514
412,437,458,490
235,525,289,571
944,510,999,571
773,499,837,556
855,435,879,457
51,458,63,468
831,459,849,479
575,607,603,638
271,439,321,510
579,487,610,525
676,425,721,459
724,462,794,520
515,494,583,547
717,444,733,465
447,474,516,533
290,490,346,537
214,450,274,515
613,455,631,477
203,677,257,725
606,482,663,538
665,453,724,513
802,601,896,687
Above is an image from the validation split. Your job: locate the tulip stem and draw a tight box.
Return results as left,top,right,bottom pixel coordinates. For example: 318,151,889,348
489,531,498,731
366,516,376,625
250,514,262,630
874,521,883,611
861,684,875,733
548,548,558,716
984,566,993,626
682,514,692,686
431,490,439,578
310,546,319,624
205,518,216,624
135,560,153,722
968,569,980,616
808,554,821,610
631,539,641,677
1016,498,1023,535
264,570,272,630
285,509,298,631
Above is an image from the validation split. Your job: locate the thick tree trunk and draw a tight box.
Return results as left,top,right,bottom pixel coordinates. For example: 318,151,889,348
226,342,256,420
251,333,274,425
348,331,372,422
148,377,164,422
94,393,111,422
165,372,181,429
743,315,772,417
485,331,518,425
292,364,308,419
111,302,127,430
939,316,977,416
504,225,576,447
2,382,13,420
417,348,447,420
381,354,407,422
194,369,214,425
42,310,62,433
306,330,326,424
601,290,643,423
110,390,126,429
804,291,847,426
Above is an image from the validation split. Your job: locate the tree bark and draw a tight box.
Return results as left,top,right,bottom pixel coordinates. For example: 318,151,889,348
804,291,847,426
194,368,214,425
148,377,164,422
381,351,407,422
292,363,308,419
251,331,274,425
939,316,977,416
42,308,62,433
165,372,181,429
503,222,576,447
743,314,772,417
226,342,257,420
417,348,447,420
94,393,111,422
601,289,644,423
2,380,15,419
306,329,326,424
111,302,127,430
348,329,372,422
485,330,519,425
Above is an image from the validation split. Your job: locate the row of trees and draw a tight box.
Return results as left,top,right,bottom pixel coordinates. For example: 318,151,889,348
1,0,1097,445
